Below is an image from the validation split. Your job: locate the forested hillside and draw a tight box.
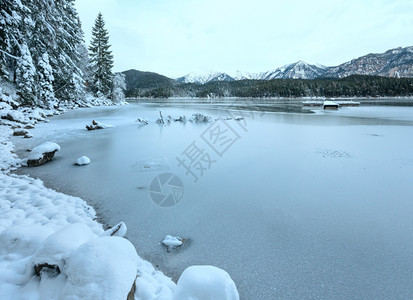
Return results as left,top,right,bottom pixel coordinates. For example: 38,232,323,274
125,75,413,98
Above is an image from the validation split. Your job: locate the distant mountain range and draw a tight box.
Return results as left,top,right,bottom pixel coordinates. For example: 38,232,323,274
173,46,413,84
323,47,413,78
122,46,413,94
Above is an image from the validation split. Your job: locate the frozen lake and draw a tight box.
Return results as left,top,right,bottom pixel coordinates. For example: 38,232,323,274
13,99,413,299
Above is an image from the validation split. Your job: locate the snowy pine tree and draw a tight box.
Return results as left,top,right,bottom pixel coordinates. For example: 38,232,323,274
111,73,126,102
76,42,93,88
0,0,27,80
89,13,114,97
37,52,55,106
16,43,36,105
51,0,86,103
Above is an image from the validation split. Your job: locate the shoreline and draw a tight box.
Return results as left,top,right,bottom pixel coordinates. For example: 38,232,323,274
127,95,413,101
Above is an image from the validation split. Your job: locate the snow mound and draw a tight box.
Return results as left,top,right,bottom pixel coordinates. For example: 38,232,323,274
162,235,183,248
61,236,138,300
75,156,90,166
173,265,239,300
28,142,61,160
29,223,95,275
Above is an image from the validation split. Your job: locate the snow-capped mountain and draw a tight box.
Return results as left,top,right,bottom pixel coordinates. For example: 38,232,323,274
323,46,413,78
176,61,328,84
171,46,413,85
209,73,235,82
260,61,328,80
176,72,234,84
230,70,262,80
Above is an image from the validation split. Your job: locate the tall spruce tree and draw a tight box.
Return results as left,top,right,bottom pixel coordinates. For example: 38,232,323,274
89,13,113,97
0,0,28,81
15,43,36,105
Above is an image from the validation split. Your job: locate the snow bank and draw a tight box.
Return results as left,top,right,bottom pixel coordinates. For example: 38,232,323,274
28,142,61,160
29,223,95,275
173,265,239,300
0,173,177,299
0,173,103,298
0,173,102,235
62,236,138,300
75,156,90,166
0,126,19,171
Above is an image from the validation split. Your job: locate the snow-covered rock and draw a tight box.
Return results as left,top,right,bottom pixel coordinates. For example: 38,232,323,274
29,223,95,277
75,156,90,166
23,132,33,138
61,236,138,300
13,129,28,136
85,120,113,130
27,142,60,167
1,109,28,124
189,113,212,123
162,235,184,252
173,265,239,300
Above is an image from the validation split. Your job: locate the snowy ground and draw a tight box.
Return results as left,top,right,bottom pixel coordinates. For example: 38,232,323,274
11,99,413,299
1,91,239,299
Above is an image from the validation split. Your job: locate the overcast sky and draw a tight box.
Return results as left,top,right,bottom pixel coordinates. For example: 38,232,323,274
75,0,413,78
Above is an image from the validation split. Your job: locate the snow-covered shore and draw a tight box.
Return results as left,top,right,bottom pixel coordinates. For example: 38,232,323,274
0,88,239,299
